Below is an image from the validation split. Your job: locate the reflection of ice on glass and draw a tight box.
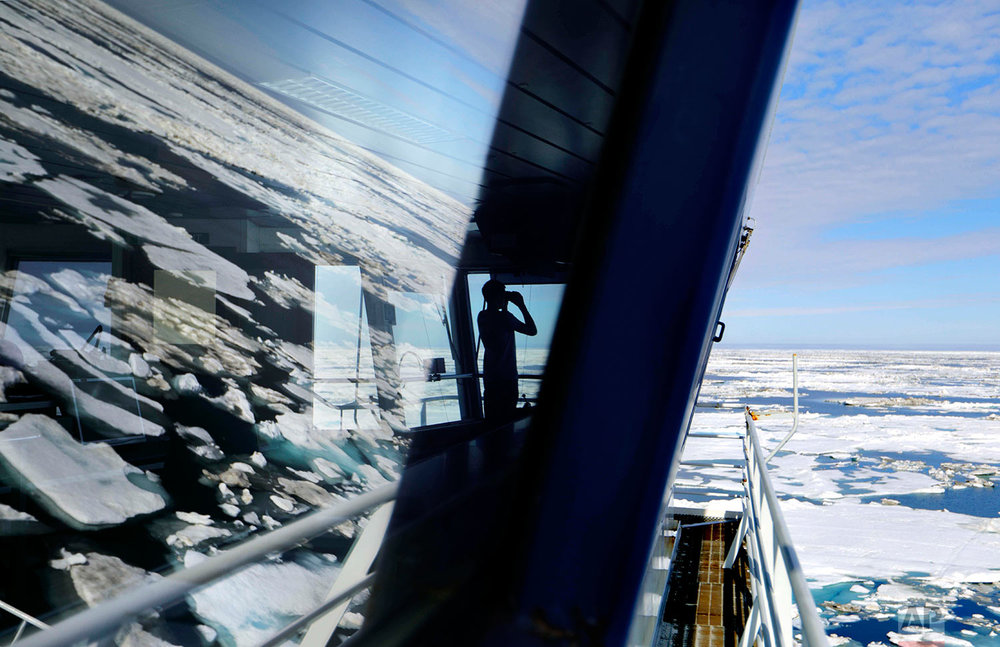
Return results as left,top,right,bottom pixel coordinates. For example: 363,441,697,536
391,291,460,427
3,260,113,355
153,270,217,345
313,266,380,430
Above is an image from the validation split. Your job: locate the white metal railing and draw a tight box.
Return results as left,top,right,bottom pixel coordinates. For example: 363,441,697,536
725,408,827,647
767,352,800,462
0,599,49,646
15,483,398,647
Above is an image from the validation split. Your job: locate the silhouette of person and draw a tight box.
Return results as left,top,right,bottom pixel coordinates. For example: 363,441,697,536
477,279,537,420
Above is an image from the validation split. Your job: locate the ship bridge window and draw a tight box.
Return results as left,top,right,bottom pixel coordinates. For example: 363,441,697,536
313,266,466,432
467,274,565,410
388,290,463,428
0,0,544,632
313,265,379,431
2,260,113,355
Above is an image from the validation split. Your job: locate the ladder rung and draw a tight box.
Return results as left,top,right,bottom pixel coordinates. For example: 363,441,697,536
672,486,743,497
680,459,744,467
687,431,745,439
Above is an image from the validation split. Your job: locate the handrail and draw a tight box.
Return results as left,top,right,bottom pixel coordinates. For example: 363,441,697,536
16,483,398,647
742,408,827,647
0,599,49,647
258,573,376,647
0,601,48,632
766,353,800,462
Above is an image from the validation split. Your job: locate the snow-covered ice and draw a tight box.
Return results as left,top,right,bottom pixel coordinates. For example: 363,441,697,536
61,552,162,608
691,348,1000,645
0,415,168,528
184,550,340,647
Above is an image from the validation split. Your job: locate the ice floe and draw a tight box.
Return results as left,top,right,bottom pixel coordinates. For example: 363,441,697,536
184,550,339,647
60,552,162,607
0,502,49,535
0,136,46,181
167,524,232,548
0,415,168,528
694,349,1000,645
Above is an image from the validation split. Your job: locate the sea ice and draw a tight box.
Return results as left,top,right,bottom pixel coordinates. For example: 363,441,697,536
779,499,1000,586
166,524,231,548
184,550,340,647
0,415,168,529
269,495,295,513
175,425,223,462
176,511,213,526
886,631,972,647
128,353,151,379
37,177,254,301
691,349,1000,646
217,466,250,488
0,323,162,438
205,388,255,424
0,135,46,181
115,623,181,647
50,549,87,570
276,477,335,507
219,504,240,518
0,502,48,535
63,552,162,607
876,583,926,603
172,374,203,395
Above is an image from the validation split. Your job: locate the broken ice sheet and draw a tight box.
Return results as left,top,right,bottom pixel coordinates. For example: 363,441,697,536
184,549,339,647
0,502,50,535
0,415,168,529
37,176,254,301
61,552,163,608
0,134,46,181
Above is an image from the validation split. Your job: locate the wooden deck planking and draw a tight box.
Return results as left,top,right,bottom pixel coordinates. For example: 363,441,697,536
659,518,752,647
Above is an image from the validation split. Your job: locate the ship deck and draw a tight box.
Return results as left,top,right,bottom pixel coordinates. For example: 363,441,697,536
658,518,752,647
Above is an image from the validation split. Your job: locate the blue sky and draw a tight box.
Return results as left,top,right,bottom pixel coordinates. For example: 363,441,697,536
721,0,1000,349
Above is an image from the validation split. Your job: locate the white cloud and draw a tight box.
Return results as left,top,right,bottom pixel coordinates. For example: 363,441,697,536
742,0,1000,289
729,292,1000,318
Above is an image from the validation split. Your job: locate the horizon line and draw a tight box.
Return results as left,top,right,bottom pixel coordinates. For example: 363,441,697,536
717,342,1000,352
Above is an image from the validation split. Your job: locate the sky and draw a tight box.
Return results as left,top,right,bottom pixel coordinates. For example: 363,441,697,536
720,0,1000,349
107,0,1000,350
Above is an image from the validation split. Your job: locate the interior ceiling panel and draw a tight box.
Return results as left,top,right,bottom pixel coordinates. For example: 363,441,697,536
507,37,616,137
105,0,644,266
520,2,631,92
473,0,641,266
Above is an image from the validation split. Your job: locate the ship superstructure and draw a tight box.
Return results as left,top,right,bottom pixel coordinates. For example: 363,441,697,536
0,0,818,645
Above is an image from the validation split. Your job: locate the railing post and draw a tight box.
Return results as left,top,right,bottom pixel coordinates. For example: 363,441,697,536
737,601,761,647
10,619,28,646
767,353,800,462
723,509,747,570
299,502,395,647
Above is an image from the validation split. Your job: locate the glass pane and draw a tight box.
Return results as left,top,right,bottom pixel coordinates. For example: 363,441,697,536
4,260,113,354
0,0,529,636
313,265,379,431
467,274,565,407
389,290,462,427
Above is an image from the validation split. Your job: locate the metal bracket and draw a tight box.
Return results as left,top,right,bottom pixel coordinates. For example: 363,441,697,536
712,321,725,343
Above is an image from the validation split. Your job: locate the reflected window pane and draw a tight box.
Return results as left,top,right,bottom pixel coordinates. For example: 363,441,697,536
313,265,379,430
4,260,112,355
390,291,461,427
